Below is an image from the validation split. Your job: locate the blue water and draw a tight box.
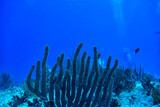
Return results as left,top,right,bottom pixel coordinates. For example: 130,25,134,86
0,0,160,82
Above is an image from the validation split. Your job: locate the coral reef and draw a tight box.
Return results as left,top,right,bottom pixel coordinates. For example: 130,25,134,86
0,72,13,90
113,67,136,96
132,64,144,81
141,73,154,96
152,87,160,105
0,44,158,107
26,43,118,106
7,91,30,107
0,81,158,107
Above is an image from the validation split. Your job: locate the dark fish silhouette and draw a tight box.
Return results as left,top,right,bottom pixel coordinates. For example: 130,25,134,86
154,31,160,34
134,48,139,54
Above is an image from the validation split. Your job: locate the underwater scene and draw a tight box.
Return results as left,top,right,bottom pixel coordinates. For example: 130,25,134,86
0,0,160,106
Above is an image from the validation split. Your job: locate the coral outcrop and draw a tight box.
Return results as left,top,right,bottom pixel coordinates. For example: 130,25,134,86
0,72,13,90
26,43,118,107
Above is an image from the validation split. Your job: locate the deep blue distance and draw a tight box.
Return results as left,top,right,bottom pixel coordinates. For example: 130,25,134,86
0,0,160,82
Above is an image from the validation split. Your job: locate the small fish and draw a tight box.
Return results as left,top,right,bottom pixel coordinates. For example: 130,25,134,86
134,48,140,54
